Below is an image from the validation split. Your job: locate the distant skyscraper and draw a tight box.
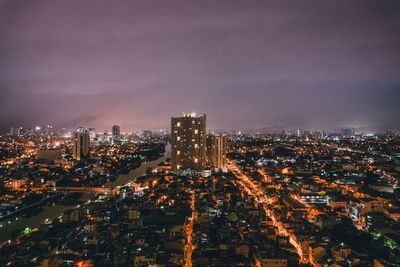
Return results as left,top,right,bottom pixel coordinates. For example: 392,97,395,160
112,125,121,139
88,128,96,140
209,134,227,171
143,130,152,139
342,128,355,137
171,113,206,170
73,128,90,160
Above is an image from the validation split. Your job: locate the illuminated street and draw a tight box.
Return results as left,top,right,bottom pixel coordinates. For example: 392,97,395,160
226,159,308,264
183,189,196,267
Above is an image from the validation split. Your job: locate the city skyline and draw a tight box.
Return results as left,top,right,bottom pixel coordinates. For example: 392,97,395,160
5,121,394,136
0,0,399,132
1,2,399,264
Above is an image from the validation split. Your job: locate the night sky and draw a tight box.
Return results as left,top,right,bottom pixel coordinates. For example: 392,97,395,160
0,0,399,133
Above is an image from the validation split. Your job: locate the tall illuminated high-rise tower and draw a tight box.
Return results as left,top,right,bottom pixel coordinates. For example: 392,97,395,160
112,125,121,140
209,134,227,171
73,128,90,160
171,113,206,170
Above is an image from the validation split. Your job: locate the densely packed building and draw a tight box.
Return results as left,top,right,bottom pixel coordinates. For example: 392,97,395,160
0,123,399,266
